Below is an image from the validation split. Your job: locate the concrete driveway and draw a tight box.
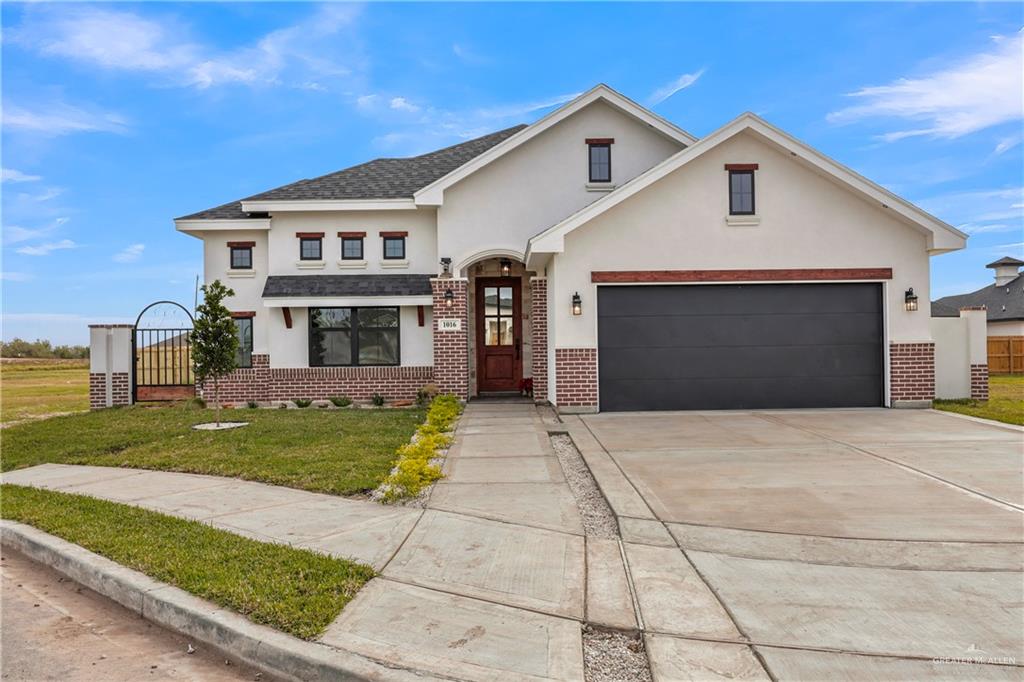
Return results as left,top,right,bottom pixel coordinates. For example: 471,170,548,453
577,408,1024,679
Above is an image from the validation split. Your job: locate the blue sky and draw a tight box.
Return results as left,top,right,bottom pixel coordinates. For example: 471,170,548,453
2,2,1022,345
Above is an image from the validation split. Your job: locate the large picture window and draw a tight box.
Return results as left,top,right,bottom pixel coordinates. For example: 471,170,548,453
234,317,253,368
309,307,399,366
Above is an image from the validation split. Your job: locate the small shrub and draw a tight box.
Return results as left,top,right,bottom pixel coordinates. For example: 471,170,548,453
185,397,206,410
329,395,352,408
278,402,288,409
379,393,463,502
293,398,312,408
416,383,440,407
371,393,386,407
246,400,259,409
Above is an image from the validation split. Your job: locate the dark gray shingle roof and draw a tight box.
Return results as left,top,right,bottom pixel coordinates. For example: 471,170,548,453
931,275,1024,321
987,256,1024,268
262,274,433,298
178,125,527,221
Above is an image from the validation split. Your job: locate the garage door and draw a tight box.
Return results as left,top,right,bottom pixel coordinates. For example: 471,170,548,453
597,283,883,411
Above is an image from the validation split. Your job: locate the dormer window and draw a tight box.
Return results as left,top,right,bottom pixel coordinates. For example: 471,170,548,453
587,138,613,183
726,164,758,215
297,232,324,261
228,241,253,270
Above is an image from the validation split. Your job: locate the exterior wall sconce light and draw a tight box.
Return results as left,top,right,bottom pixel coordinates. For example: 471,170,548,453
572,292,582,316
904,288,918,312
500,258,512,277
440,257,452,276
444,288,455,308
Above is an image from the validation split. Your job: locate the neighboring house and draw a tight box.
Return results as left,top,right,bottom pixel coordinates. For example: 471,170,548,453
932,257,1024,375
932,257,1024,336
175,84,966,412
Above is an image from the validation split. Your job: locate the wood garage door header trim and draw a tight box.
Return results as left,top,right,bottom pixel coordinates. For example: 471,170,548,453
591,268,893,283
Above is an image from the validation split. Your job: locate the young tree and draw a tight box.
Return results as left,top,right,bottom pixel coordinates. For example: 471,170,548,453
191,280,238,426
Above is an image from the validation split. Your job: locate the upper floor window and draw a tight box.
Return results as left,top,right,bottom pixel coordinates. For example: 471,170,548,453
588,141,612,183
298,233,323,261
228,242,253,270
233,316,253,368
341,235,364,260
727,165,758,215
381,233,407,260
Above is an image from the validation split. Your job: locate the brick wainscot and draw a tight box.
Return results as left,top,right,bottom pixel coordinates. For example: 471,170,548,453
554,347,598,413
889,342,935,407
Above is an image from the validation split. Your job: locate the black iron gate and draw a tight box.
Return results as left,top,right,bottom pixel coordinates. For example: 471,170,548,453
133,301,196,402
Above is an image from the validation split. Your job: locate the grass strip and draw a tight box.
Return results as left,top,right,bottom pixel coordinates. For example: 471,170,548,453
1,484,374,639
934,375,1024,426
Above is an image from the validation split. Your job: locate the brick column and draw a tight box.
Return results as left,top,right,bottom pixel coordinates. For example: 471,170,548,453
431,278,469,400
88,324,134,409
555,348,598,412
970,364,989,401
889,342,935,407
530,277,549,403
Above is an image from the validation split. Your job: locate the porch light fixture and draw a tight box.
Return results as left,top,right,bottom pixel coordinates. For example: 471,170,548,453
440,257,452,276
444,288,455,308
500,258,512,277
572,292,583,316
904,288,918,312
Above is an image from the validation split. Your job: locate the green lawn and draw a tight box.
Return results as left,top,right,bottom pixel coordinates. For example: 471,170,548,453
1,484,374,639
2,404,426,496
1,359,89,425
934,374,1024,426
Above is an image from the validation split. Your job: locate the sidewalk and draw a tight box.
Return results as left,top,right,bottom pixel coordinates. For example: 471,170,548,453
3,402,593,681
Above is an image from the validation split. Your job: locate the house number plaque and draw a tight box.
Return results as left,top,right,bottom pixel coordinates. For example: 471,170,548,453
438,319,462,331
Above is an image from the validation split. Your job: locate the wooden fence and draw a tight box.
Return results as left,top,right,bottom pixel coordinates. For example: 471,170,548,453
987,336,1024,374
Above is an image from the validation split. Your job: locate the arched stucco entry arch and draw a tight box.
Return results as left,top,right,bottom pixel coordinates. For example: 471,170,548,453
455,248,526,277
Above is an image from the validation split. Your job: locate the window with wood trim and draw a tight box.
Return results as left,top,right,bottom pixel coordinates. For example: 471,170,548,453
309,307,399,366
230,246,252,270
341,237,363,260
382,236,406,260
589,143,611,182
234,317,253,368
299,237,322,261
729,170,755,215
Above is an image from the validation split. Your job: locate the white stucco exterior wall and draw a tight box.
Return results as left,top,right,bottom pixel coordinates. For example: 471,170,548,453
437,101,685,272
266,209,437,275
932,309,988,398
988,319,1024,336
548,130,933,350
201,229,270,354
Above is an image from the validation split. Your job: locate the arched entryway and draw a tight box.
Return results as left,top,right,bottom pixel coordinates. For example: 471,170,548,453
461,254,536,397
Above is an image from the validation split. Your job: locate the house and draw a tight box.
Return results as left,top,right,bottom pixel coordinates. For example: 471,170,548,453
932,256,1024,374
175,84,967,412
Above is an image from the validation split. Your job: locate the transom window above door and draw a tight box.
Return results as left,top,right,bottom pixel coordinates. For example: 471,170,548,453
483,286,514,346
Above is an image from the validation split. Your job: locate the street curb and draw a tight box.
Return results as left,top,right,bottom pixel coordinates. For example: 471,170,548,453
0,521,440,682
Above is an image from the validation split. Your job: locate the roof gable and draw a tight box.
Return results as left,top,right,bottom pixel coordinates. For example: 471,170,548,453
413,84,697,206
527,113,967,259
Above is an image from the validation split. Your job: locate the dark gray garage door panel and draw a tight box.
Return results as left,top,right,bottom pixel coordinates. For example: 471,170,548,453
597,283,883,411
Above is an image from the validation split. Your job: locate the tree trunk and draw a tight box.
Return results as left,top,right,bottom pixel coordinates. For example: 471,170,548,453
214,375,221,426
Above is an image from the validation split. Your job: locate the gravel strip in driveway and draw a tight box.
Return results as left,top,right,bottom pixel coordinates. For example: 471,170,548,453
551,434,619,539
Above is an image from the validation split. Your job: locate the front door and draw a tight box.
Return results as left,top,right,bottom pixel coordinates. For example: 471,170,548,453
476,278,522,392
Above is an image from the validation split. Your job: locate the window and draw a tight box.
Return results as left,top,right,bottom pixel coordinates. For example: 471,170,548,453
483,286,514,346
230,246,252,270
589,143,611,183
729,170,755,215
382,236,406,260
300,237,322,261
341,237,363,260
309,307,399,366
234,317,253,368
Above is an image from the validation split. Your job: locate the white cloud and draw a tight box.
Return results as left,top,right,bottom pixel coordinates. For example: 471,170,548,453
2,218,68,246
648,69,706,106
917,187,1024,235
828,30,1023,141
113,243,145,263
473,92,582,121
389,97,420,113
3,102,130,136
9,4,362,91
15,239,78,256
1,168,41,183
356,94,379,110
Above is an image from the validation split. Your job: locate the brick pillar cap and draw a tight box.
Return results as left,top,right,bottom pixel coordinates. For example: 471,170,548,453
89,324,135,329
